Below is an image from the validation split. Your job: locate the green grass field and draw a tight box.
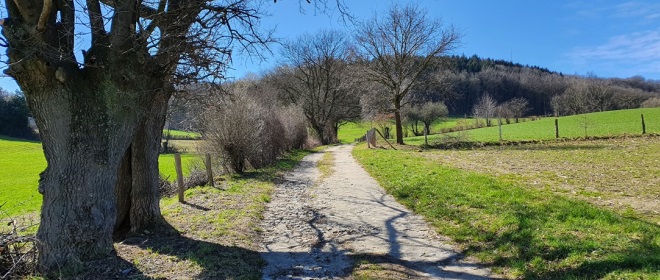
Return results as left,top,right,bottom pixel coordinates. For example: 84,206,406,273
353,145,660,279
0,136,46,217
405,108,660,145
338,117,487,144
337,122,370,143
0,136,199,216
163,129,201,140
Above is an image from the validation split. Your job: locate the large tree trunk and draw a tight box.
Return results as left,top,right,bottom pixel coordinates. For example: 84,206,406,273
311,122,329,145
26,79,153,271
4,41,162,272
115,90,172,236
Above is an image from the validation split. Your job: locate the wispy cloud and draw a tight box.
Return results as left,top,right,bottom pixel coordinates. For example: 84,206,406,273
566,29,660,77
569,29,660,61
565,1,660,23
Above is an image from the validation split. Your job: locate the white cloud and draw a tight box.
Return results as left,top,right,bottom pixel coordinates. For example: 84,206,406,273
566,29,660,77
569,29,660,61
565,1,660,23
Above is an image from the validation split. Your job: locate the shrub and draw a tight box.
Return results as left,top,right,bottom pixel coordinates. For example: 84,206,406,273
201,91,307,173
641,97,660,108
278,106,308,150
0,215,37,278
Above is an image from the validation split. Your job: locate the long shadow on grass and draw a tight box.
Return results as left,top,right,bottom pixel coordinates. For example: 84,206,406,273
459,194,660,279
505,144,608,151
121,233,264,279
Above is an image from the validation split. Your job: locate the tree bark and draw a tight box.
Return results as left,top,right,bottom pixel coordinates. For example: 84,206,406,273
126,91,171,234
27,79,152,271
394,107,404,145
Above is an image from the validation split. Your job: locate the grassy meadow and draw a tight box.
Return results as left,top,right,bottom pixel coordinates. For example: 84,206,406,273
0,136,47,216
337,117,480,144
337,122,370,143
0,136,200,216
353,142,660,279
406,108,660,145
163,129,201,140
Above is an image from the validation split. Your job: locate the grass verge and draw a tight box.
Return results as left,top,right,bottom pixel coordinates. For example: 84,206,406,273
317,151,335,179
353,144,660,279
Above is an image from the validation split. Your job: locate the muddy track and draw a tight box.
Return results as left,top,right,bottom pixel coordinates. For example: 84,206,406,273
259,145,494,279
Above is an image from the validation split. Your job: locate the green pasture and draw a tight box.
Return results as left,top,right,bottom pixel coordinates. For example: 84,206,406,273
405,108,660,145
337,122,370,143
338,117,478,144
0,137,46,217
0,136,198,216
158,153,201,181
163,129,201,140
353,145,660,279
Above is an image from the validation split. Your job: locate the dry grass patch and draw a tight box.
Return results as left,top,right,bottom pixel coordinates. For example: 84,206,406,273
106,178,272,279
317,151,335,179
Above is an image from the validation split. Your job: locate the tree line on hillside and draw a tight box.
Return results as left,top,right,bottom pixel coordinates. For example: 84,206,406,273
0,90,35,139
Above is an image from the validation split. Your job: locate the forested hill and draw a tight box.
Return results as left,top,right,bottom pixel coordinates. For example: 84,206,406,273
449,54,552,74
419,54,660,116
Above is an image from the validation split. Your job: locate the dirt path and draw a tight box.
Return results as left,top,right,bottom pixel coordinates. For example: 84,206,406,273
260,145,493,279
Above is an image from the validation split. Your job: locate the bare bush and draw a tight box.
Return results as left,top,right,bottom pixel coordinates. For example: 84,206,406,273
641,97,660,108
201,87,305,173
278,106,308,150
1,212,38,279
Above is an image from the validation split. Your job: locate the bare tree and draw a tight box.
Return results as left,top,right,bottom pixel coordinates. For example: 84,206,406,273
585,77,614,112
271,30,360,144
473,93,498,126
500,97,530,123
355,3,460,144
404,102,448,137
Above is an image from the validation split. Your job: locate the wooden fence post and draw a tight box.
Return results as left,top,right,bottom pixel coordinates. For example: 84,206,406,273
555,118,559,139
205,153,214,188
641,114,646,134
175,153,185,203
366,130,371,148
498,118,503,141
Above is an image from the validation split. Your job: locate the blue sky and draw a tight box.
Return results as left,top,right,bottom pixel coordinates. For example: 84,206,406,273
227,0,660,80
2,0,660,91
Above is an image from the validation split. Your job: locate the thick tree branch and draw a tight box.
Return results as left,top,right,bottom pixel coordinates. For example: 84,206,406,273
61,0,75,54
87,0,105,43
11,0,36,23
141,0,166,39
36,0,51,31
109,0,137,48
99,0,158,18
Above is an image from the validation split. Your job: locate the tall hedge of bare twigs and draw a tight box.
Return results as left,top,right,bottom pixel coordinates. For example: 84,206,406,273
201,90,307,174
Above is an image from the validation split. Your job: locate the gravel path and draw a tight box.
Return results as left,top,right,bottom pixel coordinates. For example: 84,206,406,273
260,145,494,279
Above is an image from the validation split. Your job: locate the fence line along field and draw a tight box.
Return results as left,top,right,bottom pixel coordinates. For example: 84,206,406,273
405,107,660,145
0,134,200,216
